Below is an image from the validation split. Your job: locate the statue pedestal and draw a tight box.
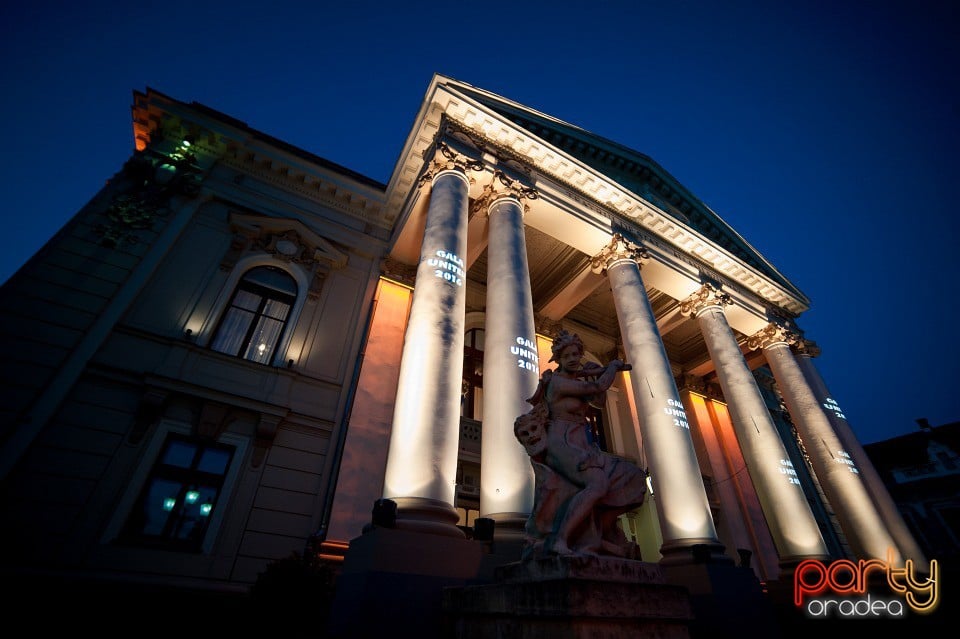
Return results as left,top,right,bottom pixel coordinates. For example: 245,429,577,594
443,555,695,638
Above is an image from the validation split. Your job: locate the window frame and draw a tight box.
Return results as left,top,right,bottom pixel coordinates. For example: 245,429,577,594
209,265,298,364
197,255,310,367
102,420,249,555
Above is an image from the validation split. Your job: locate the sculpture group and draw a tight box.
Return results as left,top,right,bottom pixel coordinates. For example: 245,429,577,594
514,330,648,559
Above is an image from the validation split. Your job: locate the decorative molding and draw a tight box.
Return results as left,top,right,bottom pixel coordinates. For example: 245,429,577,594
590,233,650,274
534,313,563,339
679,283,733,317
129,388,170,445
747,322,800,351
95,149,204,247
794,338,821,358
417,140,484,188
381,256,417,287
470,169,539,217
252,414,284,469
224,212,347,300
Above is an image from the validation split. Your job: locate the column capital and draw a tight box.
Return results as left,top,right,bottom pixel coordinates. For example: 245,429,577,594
470,169,538,217
747,322,800,351
417,140,484,188
679,283,732,317
794,338,821,358
590,233,650,274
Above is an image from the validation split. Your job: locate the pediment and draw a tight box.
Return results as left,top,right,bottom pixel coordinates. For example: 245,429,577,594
228,212,348,269
386,74,809,315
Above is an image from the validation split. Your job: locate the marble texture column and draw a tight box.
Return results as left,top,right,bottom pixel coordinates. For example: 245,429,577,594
793,340,927,568
594,236,726,563
751,326,903,563
681,285,829,567
479,177,539,537
382,157,471,537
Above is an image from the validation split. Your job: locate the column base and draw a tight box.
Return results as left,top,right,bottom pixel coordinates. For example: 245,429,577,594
391,496,466,538
658,540,733,566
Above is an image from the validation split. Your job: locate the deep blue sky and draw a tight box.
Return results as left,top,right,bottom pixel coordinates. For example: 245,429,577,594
2,1,957,444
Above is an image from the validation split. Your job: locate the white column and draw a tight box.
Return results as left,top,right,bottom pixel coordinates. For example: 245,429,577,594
480,185,539,537
382,163,470,537
793,340,927,568
751,325,903,563
681,285,829,568
596,236,726,564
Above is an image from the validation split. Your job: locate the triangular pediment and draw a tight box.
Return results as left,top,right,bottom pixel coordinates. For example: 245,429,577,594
387,74,809,315
440,80,801,300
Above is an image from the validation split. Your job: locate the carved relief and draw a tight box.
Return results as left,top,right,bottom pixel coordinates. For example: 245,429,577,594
747,322,800,351
470,169,539,217
677,373,707,394
381,256,417,288
679,283,733,317
95,148,204,248
417,140,484,187
590,233,650,274
225,212,347,300
533,314,563,340
795,338,821,358
251,414,284,469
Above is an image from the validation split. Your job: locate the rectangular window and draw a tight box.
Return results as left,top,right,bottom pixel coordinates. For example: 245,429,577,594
120,434,235,552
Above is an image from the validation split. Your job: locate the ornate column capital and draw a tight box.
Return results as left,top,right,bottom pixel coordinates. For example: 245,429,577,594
679,283,732,317
590,233,650,274
418,140,484,187
470,169,538,217
794,338,821,358
747,322,801,351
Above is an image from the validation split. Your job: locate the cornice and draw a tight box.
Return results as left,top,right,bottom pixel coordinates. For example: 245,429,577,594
388,80,810,315
132,89,389,230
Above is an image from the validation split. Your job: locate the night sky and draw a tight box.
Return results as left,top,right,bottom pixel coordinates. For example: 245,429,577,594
2,1,957,444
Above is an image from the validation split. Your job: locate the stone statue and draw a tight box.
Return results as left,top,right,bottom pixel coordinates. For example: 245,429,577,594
514,330,647,559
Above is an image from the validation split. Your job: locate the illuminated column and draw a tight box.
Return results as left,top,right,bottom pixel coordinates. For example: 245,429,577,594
680,285,829,567
751,325,903,563
382,152,472,537
594,235,726,564
793,340,926,568
479,176,540,537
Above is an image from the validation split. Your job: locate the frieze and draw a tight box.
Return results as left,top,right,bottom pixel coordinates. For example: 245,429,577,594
222,155,385,227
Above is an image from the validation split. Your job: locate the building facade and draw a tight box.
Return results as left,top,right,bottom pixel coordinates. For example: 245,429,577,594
0,75,923,607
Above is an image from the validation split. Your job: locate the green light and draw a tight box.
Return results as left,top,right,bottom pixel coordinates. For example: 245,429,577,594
163,498,176,511
200,503,213,516
185,490,200,504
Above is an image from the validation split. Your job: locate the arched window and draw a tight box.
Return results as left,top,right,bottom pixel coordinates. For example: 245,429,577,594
210,265,297,364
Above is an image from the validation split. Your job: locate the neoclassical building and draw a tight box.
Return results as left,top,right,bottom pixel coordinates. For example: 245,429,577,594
0,75,923,610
